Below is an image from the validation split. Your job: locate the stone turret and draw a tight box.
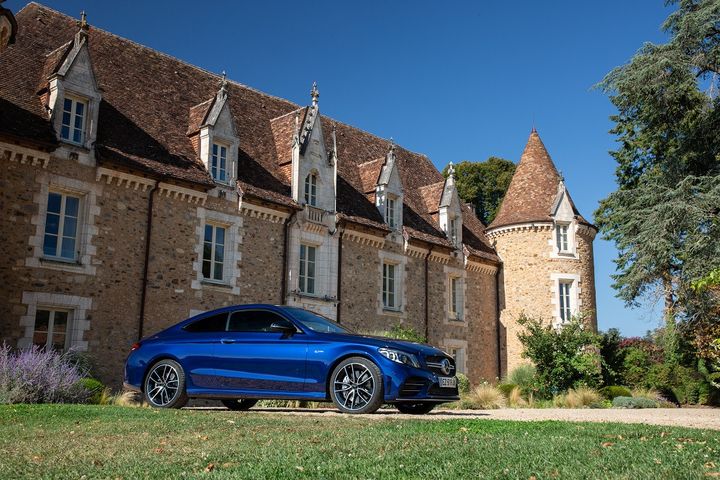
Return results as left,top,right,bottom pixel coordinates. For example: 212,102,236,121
487,129,597,375
0,0,17,53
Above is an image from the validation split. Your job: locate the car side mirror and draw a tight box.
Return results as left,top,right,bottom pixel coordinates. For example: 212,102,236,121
270,322,296,336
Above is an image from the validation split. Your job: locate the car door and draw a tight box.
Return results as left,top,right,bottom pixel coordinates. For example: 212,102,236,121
175,312,228,390
214,309,308,395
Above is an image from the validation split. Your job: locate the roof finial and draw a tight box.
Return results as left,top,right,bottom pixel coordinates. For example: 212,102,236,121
389,137,395,154
311,81,319,107
79,10,88,30
448,161,455,178
220,70,228,94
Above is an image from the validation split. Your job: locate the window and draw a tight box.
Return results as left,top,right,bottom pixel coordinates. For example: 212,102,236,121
383,262,398,309
184,313,228,332
60,96,87,145
449,217,458,245
43,191,80,261
447,346,465,375
211,143,228,183
449,277,463,320
228,310,293,332
556,224,569,252
202,224,226,281
299,244,316,294
386,197,396,228
559,281,572,323
304,173,317,206
33,309,70,351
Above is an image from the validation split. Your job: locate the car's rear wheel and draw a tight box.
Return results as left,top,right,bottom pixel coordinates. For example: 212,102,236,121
143,359,188,409
329,357,383,414
395,402,436,415
221,399,258,411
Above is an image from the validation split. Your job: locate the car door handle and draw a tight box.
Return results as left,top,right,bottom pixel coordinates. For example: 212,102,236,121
220,338,237,344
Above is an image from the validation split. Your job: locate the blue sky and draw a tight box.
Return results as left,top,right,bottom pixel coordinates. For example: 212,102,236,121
13,0,675,336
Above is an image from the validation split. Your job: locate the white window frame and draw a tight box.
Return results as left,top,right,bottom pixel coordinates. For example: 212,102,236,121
59,94,88,146
449,216,458,246
443,265,467,324
18,292,92,351
449,275,464,321
550,273,581,327
192,208,242,295
32,308,72,352
556,223,569,253
382,261,399,310
299,243,317,295
385,196,397,229
377,251,406,316
202,223,227,282
211,142,229,184
304,173,318,207
443,339,468,375
42,190,81,262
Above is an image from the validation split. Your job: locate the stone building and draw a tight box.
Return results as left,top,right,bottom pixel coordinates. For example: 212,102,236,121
0,4,596,387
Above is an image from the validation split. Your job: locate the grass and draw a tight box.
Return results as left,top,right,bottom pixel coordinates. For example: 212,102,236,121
1,405,719,479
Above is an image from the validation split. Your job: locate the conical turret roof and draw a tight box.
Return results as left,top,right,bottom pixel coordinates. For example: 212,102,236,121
488,129,592,230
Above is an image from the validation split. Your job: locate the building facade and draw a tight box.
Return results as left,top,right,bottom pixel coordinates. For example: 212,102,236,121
0,4,596,387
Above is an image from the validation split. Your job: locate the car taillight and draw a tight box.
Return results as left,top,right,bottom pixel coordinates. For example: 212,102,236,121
130,342,141,352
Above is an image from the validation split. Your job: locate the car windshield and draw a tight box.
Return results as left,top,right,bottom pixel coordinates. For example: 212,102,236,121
287,308,355,334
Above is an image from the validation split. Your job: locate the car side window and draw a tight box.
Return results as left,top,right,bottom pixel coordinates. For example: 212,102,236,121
183,313,228,332
227,310,293,333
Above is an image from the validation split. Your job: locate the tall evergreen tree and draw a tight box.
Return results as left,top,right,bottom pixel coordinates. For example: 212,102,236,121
442,157,515,225
597,0,720,345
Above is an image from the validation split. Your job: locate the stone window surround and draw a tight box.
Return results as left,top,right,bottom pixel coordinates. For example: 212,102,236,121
376,250,407,318
26,172,101,275
550,272,582,327
200,128,239,190
549,220,579,260
287,226,338,303
191,207,243,295
18,292,92,351
443,265,468,325
442,338,468,375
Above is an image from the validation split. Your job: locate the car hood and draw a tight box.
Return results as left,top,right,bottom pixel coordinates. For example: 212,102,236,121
321,332,447,357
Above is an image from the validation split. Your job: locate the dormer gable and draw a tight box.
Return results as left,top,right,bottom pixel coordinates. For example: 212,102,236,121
375,141,404,230
44,13,101,151
189,73,239,188
439,162,463,247
291,82,337,213
550,179,578,256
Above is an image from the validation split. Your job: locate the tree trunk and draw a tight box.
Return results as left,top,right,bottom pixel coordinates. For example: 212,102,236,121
663,272,678,365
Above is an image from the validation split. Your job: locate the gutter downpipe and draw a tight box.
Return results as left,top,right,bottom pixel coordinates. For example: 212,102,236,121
336,224,344,323
495,264,503,380
138,179,160,341
280,210,298,305
424,246,433,343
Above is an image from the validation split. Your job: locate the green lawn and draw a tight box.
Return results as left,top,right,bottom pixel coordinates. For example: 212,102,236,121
1,405,719,479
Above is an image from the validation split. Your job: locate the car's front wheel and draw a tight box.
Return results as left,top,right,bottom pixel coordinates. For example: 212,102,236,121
329,357,384,414
221,399,258,411
395,402,436,415
143,359,188,409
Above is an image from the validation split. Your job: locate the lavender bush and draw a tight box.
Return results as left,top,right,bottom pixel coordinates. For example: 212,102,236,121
0,344,89,404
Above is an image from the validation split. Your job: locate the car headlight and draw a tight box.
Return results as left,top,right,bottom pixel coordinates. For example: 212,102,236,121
378,348,420,368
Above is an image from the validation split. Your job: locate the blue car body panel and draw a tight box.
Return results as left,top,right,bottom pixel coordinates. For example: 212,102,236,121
124,304,460,404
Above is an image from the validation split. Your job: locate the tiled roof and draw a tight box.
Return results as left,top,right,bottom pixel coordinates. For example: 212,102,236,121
489,129,592,230
0,2,499,261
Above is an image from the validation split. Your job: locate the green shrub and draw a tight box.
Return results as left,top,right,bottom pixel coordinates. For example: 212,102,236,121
621,347,653,387
600,385,632,400
387,323,426,344
497,383,517,398
456,373,470,394
517,314,602,396
79,378,105,404
612,396,658,409
508,364,536,395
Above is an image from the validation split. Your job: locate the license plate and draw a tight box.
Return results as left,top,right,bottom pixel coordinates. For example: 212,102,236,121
438,376,457,388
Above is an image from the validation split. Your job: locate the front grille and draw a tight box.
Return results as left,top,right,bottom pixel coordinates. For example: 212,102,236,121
399,377,428,397
424,355,456,376
428,384,459,397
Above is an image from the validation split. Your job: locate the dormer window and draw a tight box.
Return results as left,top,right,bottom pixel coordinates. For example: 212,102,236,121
211,143,228,183
449,217,458,245
304,173,318,206
60,96,87,145
556,223,569,253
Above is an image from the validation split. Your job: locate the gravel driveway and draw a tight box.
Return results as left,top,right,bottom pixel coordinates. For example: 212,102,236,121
230,407,719,430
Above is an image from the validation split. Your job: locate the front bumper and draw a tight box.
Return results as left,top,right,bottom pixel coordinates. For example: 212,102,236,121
382,362,459,403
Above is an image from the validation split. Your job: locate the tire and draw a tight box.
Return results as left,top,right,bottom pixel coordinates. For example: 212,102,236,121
395,402,436,415
329,356,384,414
143,359,188,409
221,399,258,411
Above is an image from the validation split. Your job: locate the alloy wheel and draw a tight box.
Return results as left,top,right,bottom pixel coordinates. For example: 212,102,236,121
145,363,180,407
333,362,376,411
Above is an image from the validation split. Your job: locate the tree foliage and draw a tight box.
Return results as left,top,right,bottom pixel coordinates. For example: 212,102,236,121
596,0,720,331
442,157,515,225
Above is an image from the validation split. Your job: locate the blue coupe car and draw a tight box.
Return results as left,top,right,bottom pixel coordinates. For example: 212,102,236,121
124,304,459,414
